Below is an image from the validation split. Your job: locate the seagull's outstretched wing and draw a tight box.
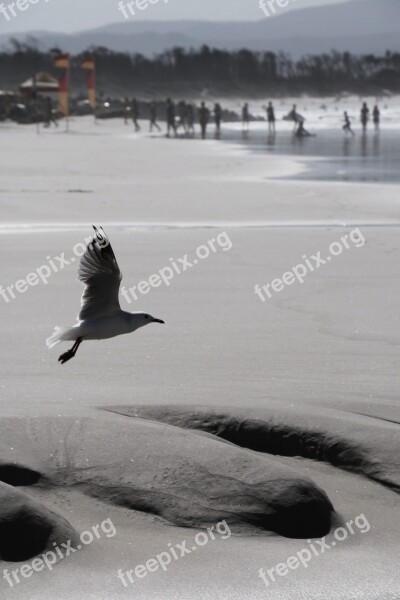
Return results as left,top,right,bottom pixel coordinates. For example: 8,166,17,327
78,226,122,321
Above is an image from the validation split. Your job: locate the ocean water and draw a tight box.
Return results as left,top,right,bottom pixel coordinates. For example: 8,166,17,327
221,127,400,184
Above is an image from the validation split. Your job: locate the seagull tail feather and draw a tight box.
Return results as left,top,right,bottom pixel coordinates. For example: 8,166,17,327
46,326,75,350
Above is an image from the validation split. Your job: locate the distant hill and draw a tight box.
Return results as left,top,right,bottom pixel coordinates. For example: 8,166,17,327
0,0,399,57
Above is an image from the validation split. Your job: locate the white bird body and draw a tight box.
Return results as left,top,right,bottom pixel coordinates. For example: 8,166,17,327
47,312,153,346
46,227,164,364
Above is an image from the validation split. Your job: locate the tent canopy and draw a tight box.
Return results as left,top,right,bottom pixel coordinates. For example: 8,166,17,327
20,72,59,94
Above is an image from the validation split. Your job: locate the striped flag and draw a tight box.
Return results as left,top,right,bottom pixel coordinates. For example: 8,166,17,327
81,57,96,110
53,53,70,117
81,57,95,70
53,53,70,69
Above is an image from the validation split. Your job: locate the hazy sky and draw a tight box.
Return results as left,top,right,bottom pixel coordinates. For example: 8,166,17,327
0,0,355,34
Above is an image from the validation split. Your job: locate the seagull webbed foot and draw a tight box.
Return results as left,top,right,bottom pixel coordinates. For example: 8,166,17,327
58,338,83,365
58,350,75,365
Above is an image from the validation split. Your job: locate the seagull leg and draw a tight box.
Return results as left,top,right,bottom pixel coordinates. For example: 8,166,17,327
58,338,83,365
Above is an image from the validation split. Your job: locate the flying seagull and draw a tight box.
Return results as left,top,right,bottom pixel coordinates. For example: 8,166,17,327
46,226,164,364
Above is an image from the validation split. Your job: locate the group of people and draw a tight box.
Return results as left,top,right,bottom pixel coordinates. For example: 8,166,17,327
165,99,224,139
122,97,382,140
123,97,223,139
343,103,381,136
123,98,300,138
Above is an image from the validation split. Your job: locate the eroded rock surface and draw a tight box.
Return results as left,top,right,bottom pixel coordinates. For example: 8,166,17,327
0,414,334,538
0,482,76,562
109,404,400,492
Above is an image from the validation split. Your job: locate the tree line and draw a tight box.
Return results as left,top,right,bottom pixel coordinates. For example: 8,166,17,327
1,40,400,95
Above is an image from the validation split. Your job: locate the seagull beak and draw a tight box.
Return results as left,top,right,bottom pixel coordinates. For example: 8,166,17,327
153,318,165,324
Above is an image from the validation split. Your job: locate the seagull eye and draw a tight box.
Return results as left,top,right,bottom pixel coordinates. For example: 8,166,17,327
145,315,149,319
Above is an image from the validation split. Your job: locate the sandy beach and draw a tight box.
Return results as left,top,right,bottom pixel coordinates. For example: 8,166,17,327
0,116,399,599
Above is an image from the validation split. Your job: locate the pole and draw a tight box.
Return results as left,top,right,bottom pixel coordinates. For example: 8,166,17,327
36,105,40,135
66,62,70,133
93,59,97,125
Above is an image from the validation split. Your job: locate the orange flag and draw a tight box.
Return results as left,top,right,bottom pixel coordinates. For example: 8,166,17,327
53,53,70,69
54,53,70,116
81,57,96,110
81,57,95,70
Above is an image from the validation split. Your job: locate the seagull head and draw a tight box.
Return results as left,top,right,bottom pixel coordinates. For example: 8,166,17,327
132,312,165,328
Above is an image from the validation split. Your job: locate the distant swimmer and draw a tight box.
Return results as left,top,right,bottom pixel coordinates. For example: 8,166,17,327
149,101,161,132
242,102,250,132
198,102,210,139
266,101,275,132
361,102,369,131
214,102,222,135
343,111,355,136
373,105,380,130
131,98,140,132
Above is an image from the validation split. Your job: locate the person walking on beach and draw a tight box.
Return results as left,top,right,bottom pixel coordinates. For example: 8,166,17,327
214,103,222,136
149,101,161,132
176,101,188,135
343,111,355,136
198,102,210,139
242,102,250,132
373,105,380,130
123,97,130,124
186,103,195,136
166,98,177,138
360,102,369,131
131,98,140,132
44,97,58,128
266,101,275,132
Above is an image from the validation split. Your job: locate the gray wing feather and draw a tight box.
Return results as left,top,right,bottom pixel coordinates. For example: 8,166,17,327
78,226,122,321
